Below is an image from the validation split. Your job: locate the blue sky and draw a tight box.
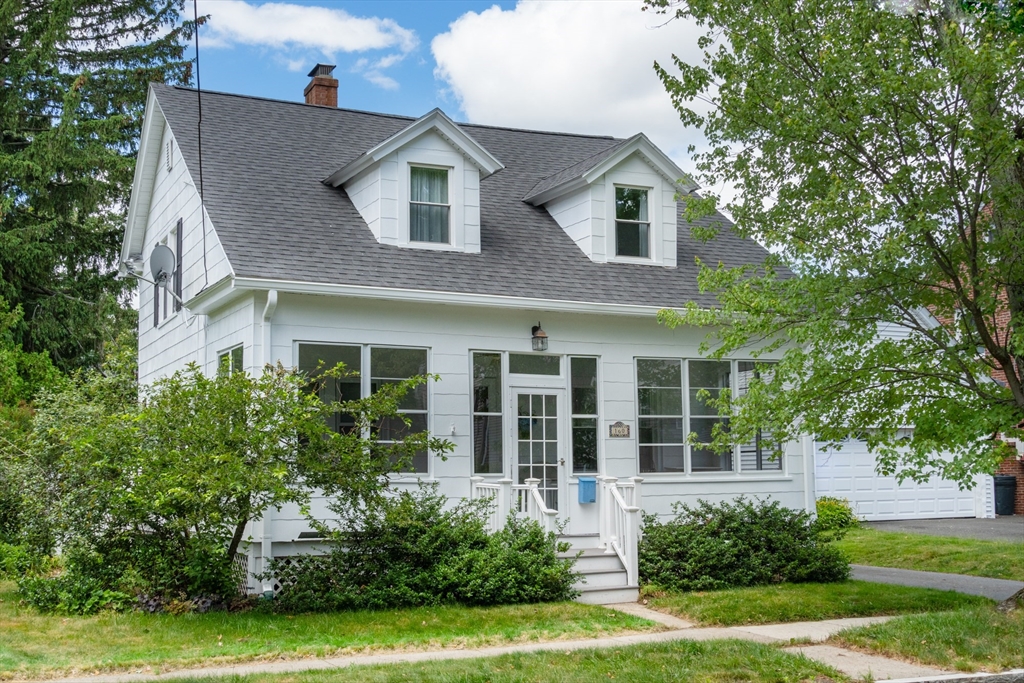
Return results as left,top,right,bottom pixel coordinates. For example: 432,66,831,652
186,0,715,182
191,1,515,117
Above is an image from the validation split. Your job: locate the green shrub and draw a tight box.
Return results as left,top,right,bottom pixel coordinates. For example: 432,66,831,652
815,496,859,534
18,573,133,615
265,486,578,612
0,542,32,579
639,497,849,592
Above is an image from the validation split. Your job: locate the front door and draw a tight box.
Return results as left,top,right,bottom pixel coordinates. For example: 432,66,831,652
513,389,566,514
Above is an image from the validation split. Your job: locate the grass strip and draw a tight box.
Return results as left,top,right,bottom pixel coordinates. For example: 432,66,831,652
165,639,847,683
644,580,989,626
835,527,1024,581
0,583,655,680
832,606,1024,673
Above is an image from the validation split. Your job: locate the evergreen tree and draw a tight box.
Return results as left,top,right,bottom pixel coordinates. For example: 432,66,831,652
0,0,195,371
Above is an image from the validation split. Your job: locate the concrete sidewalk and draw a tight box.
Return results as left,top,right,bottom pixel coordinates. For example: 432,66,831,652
16,609,944,683
852,564,1024,601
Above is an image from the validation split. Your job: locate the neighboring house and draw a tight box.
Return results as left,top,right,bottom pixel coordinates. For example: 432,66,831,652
121,65,819,603
813,318,1001,521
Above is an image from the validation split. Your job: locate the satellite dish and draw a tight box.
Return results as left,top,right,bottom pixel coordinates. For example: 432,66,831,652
150,244,175,286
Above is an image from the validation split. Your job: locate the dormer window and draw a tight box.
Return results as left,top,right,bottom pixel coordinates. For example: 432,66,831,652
410,166,450,244
615,186,650,259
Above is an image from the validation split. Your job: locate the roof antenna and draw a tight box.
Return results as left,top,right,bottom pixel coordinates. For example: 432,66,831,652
193,0,209,291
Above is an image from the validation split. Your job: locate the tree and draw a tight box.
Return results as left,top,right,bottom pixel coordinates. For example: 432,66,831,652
0,294,62,544
648,0,1024,484
0,0,195,372
19,357,452,603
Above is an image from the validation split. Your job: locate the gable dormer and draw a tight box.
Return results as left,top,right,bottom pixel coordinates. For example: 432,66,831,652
524,134,697,267
325,109,503,253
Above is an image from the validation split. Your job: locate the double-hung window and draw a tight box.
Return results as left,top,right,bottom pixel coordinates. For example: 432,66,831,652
153,221,182,326
409,166,450,244
217,345,244,376
615,186,650,258
638,359,780,474
298,343,430,473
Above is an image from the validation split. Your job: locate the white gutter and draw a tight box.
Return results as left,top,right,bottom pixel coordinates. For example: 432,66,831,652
213,276,682,318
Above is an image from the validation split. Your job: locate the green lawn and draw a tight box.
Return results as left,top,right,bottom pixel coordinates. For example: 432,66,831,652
836,527,1024,581
0,582,656,679
833,606,1024,672
167,639,846,683
643,580,989,626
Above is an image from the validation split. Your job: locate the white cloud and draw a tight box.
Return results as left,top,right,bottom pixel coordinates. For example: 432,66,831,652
197,0,417,88
432,1,714,189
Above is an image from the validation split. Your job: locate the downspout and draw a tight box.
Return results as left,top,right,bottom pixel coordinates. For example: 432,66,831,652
258,290,278,591
802,435,816,515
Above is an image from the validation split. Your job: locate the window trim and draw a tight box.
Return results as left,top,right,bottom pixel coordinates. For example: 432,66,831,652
395,148,467,252
469,351,602,482
217,344,244,375
635,357,788,478
471,351,504,476
294,341,433,477
613,185,652,260
408,164,452,245
568,356,600,476
153,221,182,328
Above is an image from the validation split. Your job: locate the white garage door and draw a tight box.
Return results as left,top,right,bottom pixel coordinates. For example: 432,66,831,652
814,439,976,520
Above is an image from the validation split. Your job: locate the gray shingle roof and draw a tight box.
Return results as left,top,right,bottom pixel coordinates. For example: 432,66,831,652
153,84,770,309
522,137,632,202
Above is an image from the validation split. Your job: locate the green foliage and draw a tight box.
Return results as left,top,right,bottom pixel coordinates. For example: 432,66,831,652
639,497,849,591
18,574,134,616
649,0,1024,485
266,486,578,612
18,357,452,612
0,0,195,372
0,297,63,410
0,542,32,580
815,496,859,535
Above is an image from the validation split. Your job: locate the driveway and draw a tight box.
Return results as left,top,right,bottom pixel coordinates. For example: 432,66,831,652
864,516,1024,543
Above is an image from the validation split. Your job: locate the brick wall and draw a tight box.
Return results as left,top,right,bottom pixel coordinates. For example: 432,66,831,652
995,456,1024,515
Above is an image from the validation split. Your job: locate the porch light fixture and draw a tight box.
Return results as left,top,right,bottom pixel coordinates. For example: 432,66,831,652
531,322,548,352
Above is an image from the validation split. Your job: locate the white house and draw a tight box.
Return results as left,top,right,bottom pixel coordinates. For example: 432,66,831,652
121,66,821,603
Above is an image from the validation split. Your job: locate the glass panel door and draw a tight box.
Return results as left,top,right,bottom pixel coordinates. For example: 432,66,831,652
515,390,563,511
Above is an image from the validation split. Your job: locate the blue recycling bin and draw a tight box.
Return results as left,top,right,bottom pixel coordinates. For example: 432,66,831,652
578,476,597,504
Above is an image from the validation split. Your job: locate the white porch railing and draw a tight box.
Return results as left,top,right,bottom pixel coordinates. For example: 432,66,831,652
470,474,643,586
470,476,510,533
597,476,643,586
469,476,558,534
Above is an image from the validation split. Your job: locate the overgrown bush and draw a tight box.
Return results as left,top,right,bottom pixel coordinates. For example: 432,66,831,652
264,486,578,612
639,497,849,592
0,542,33,580
815,496,859,535
16,344,451,613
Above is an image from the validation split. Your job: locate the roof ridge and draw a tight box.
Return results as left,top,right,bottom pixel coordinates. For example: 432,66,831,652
162,84,418,123
157,83,624,141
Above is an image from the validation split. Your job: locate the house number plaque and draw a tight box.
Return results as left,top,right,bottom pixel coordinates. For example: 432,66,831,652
609,421,630,438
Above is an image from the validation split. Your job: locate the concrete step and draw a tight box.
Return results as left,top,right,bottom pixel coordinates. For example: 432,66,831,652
575,584,640,605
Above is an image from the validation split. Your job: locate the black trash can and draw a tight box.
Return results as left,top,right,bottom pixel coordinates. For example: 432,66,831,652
994,475,1017,516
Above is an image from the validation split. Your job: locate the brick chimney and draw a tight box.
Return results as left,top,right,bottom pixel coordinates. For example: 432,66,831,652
304,64,338,107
